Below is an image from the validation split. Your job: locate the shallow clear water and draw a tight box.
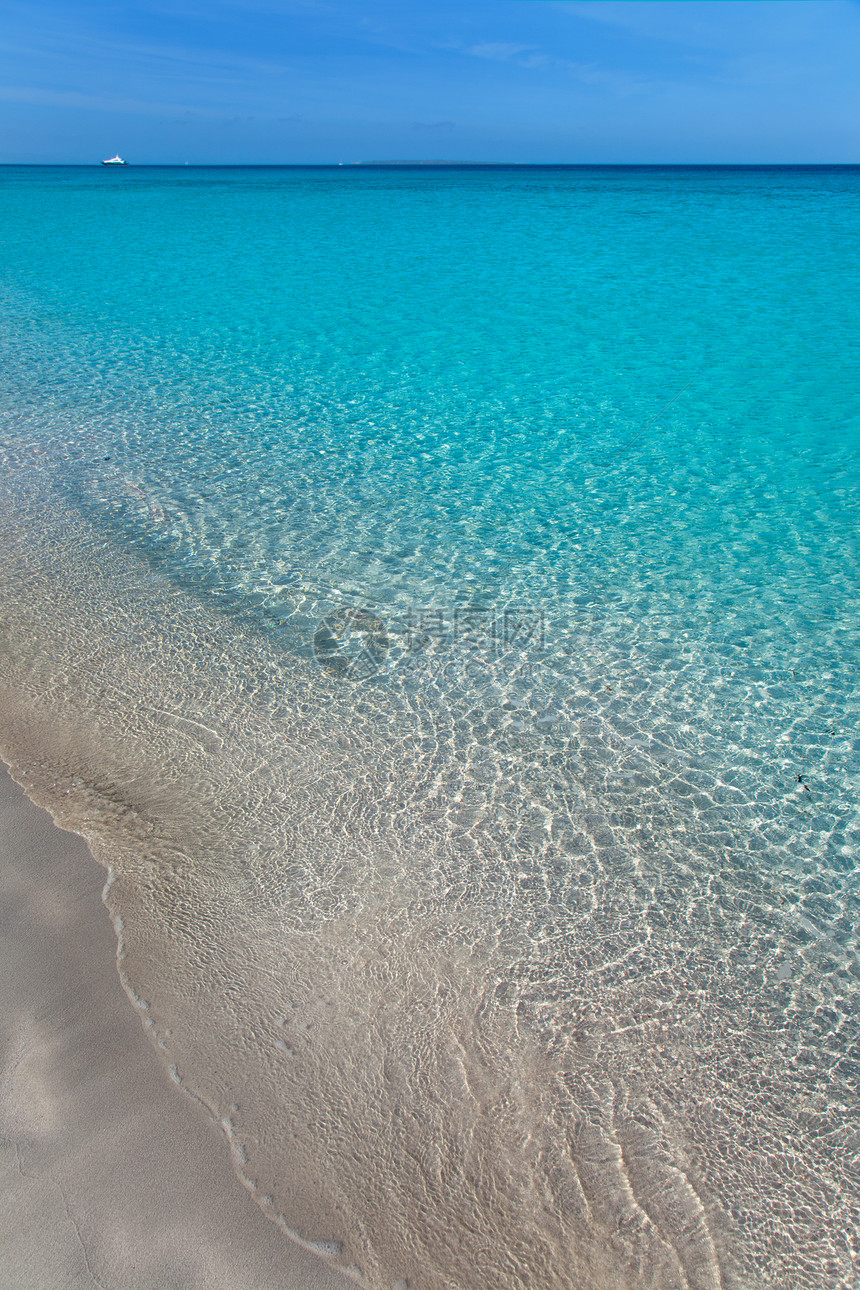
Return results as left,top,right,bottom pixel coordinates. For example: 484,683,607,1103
0,165,858,1288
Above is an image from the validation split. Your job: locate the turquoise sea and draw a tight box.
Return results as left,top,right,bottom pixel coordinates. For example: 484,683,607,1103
0,165,858,1289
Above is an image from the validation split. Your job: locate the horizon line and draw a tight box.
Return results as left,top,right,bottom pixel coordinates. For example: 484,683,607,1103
4,160,860,168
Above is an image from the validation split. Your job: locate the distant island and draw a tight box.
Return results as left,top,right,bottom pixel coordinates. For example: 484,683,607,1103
353,160,477,166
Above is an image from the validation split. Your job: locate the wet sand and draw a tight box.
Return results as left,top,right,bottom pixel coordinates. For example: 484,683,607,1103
0,761,355,1290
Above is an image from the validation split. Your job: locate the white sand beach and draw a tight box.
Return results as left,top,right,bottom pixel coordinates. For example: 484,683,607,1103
0,762,355,1290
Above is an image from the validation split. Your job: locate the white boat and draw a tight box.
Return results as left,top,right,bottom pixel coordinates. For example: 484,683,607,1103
101,155,127,166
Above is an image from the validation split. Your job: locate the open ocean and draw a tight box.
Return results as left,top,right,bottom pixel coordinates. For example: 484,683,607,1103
0,164,858,1289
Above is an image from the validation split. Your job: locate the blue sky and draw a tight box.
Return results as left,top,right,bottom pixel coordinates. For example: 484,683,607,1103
1,0,859,163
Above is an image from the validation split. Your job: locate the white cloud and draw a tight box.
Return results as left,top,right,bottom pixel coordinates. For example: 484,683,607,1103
462,40,649,96
0,83,262,119
561,0,860,55
466,42,539,62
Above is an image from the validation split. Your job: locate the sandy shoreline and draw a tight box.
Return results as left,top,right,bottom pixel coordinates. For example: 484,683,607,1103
0,761,354,1290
